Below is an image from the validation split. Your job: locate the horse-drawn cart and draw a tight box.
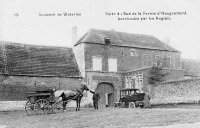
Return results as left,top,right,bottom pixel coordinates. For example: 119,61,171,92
25,83,90,115
25,89,63,115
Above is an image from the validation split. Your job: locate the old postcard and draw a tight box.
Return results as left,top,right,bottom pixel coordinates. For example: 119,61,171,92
0,0,200,128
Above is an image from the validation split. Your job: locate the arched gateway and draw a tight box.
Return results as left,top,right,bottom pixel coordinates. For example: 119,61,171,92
96,82,114,108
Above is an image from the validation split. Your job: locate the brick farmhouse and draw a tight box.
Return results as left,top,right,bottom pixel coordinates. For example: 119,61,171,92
73,29,185,107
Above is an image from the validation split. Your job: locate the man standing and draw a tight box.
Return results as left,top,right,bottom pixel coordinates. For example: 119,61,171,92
144,92,151,108
90,91,100,109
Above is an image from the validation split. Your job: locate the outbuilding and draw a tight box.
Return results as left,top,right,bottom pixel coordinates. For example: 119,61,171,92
0,41,82,101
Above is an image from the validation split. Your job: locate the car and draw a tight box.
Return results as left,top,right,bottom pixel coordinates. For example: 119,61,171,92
114,88,145,108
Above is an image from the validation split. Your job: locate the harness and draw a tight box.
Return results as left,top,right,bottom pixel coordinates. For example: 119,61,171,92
71,91,83,100
62,89,84,103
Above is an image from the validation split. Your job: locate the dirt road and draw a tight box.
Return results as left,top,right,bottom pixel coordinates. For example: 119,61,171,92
1,106,200,128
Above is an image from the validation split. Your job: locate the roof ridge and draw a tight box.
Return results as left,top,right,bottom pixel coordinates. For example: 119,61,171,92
0,40,72,49
76,28,179,52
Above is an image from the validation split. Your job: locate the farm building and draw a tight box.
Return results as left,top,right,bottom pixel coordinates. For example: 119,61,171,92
73,29,185,108
0,41,82,101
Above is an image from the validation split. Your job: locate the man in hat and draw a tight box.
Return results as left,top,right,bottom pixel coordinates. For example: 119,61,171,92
90,90,100,109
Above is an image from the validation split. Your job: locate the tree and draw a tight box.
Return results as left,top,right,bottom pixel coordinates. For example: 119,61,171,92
149,61,168,85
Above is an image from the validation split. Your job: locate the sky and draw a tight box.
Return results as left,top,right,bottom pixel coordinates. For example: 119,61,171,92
0,0,200,60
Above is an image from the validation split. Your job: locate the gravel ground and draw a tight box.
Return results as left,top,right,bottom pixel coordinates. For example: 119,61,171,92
0,101,26,111
1,106,200,128
0,98,90,111
144,122,200,128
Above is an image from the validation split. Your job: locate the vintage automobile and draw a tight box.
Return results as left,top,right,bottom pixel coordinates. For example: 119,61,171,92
114,88,146,108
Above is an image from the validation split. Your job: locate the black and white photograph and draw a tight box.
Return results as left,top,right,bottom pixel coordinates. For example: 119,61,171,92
0,0,200,127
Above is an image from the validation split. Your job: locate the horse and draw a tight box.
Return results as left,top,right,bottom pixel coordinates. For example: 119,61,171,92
54,83,90,111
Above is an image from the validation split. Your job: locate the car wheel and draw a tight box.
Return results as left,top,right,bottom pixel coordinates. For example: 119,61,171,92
129,102,136,108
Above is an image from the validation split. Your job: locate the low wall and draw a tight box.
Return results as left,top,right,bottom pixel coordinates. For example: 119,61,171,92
150,78,200,105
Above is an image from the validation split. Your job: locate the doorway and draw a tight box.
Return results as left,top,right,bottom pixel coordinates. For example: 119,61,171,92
96,83,114,108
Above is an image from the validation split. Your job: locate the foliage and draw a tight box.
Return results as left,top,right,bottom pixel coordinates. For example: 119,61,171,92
149,61,168,85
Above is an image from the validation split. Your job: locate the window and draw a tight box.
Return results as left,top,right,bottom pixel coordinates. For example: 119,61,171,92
92,57,102,71
155,55,163,66
108,58,117,72
135,73,143,91
125,76,135,88
177,55,181,68
130,49,135,56
125,73,143,91
125,76,131,88
130,49,138,57
170,55,175,68
163,56,170,68
143,54,152,66
155,55,162,62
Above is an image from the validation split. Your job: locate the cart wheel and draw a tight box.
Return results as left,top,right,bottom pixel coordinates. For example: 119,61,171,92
34,99,50,115
53,100,63,113
129,102,136,108
25,101,35,115
113,102,119,107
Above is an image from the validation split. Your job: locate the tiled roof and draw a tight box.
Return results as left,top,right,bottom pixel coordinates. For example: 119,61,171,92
0,41,81,77
75,29,179,52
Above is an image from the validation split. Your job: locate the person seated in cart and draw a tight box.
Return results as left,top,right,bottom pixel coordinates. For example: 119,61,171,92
90,90,100,109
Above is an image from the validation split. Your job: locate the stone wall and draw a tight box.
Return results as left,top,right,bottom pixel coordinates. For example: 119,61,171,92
150,78,200,104
0,75,82,101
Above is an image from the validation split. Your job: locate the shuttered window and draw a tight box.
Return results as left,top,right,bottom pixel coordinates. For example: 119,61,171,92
108,58,117,72
92,57,102,71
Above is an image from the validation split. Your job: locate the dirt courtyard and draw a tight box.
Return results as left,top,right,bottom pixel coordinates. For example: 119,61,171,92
1,104,200,128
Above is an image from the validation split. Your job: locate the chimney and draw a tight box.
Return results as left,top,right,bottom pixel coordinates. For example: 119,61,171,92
72,26,78,45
